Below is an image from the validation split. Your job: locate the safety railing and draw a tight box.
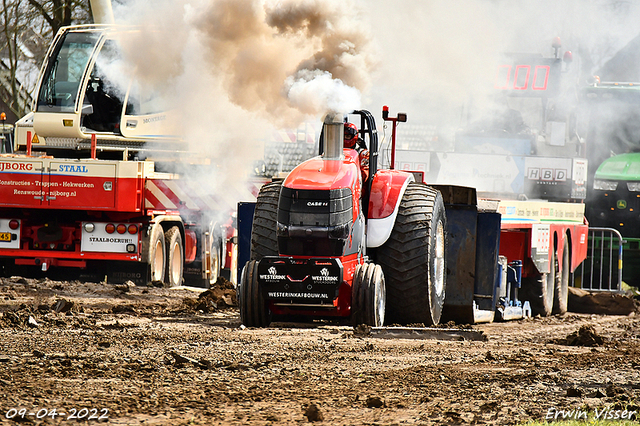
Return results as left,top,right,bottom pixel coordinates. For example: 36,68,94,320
573,227,624,291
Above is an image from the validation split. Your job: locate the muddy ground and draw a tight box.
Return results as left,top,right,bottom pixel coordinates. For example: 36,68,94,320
0,276,639,425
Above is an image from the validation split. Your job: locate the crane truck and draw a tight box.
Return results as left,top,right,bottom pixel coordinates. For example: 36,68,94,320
1,24,247,287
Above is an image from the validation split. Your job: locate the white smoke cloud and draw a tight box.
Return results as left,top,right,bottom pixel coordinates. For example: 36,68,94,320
284,70,362,115
104,0,640,198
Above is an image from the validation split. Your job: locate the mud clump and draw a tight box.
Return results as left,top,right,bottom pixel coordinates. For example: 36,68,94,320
559,325,605,346
180,278,237,313
304,404,324,422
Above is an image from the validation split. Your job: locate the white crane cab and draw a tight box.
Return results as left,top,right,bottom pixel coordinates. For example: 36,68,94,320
17,25,179,155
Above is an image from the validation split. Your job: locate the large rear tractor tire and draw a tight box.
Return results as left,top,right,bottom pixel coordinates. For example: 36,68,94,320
239,260,272,327
165,226,184,287
352,263,386,327
250,182,281,261
521,249,555,316
377,183,447,326
553,237,570,315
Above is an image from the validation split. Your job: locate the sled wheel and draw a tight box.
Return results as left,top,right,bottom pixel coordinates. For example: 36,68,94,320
352,263,386,327
250,182,281,261
522,249,555,317
144,223,166,284
165,226,184,287
553,237,570,315
377,183,447,326
239,260,271,327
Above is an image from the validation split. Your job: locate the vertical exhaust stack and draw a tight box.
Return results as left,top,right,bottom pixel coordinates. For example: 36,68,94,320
89,0,115,24
323,112,345,159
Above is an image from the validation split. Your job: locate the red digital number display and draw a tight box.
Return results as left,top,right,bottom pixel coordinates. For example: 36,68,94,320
494,65,551,91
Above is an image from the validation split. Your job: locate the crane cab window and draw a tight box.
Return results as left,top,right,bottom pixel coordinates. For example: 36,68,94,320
82,39,126,133
37,32,99,113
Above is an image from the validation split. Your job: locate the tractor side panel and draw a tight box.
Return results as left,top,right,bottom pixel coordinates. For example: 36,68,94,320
366,171,414,248
367,170,414,219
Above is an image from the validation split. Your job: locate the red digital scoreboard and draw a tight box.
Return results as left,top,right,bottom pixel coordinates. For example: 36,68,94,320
494,57,561,96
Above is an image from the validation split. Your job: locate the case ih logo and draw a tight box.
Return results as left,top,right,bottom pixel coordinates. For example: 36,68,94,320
527,168,567,182
307,201,328,207
0,162,34,172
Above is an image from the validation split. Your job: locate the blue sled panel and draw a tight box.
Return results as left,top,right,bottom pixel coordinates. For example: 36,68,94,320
237,202,256,282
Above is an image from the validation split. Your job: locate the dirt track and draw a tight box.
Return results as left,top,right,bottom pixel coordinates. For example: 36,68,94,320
0,276,639,425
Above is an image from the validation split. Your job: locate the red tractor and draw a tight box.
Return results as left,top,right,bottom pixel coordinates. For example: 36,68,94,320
238,108,447,327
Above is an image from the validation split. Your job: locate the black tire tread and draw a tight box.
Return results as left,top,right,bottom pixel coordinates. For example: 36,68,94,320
240,260,271,327
250,182,281,261
377,183,445,325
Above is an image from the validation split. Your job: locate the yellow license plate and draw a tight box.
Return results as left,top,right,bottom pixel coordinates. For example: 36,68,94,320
0,232,11,242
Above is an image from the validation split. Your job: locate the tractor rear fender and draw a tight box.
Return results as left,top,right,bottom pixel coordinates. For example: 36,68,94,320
367,170,415,248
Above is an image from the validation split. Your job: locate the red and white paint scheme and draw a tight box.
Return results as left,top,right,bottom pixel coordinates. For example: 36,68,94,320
0,154,247,287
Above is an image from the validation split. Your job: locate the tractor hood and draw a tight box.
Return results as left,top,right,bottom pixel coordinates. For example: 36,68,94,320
283,152,360,191
596,153,640,181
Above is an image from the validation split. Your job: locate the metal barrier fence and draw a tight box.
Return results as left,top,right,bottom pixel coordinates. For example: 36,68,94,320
573,227,624,291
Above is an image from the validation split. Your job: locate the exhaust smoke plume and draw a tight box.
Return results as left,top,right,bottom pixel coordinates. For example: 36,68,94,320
115,0,372,129
109,0,374,211
107,0,640,206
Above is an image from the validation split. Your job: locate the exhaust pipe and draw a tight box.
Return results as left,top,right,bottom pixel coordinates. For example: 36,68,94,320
322,112,344,159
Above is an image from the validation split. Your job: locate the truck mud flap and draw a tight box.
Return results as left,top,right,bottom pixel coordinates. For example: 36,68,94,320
257,257,343,306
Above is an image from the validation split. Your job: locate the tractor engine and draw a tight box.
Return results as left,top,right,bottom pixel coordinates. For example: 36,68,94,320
277,186,355,256
276,112,366,259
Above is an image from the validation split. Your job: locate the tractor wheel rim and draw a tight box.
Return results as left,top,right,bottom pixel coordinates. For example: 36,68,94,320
434,220,445,297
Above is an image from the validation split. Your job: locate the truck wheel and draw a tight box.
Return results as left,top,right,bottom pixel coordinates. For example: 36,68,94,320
145,224,166,284
165,226,184,287
239,260,271,327
203,224,222,287
522,250,555,316
250,182,281,260
207,240,221,286
352,263,386,327
553,237,570,315
377,183,447,326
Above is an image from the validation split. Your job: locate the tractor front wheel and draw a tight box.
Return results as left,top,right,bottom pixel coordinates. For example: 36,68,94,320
352,263,386,327
239,260,272,327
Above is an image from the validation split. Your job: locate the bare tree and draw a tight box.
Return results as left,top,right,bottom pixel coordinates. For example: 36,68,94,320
0,0,90,118
0,0,35,117
27,0,91,35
